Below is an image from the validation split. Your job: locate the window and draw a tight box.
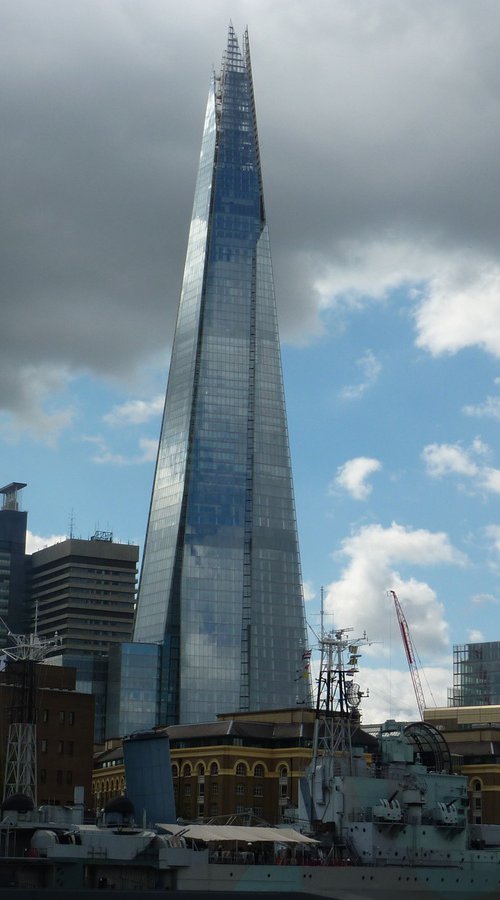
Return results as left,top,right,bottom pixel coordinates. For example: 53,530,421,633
68,712,75,726
40,740,47,753
184,785,192,797
235,762,247,776
209,803,218,815
42,709,49,724
172,764,179,778
254,784,263,797
59,711,65,724
210,762,218,776
278,765,288,777
254,764,265,777
197,764,205,776
198,783,205,797
211,782,219,795
58,740,64,755
56,770,63,785
236,783,245,795
182,763,192,777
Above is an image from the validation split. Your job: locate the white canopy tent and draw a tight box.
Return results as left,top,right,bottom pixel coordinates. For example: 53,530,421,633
157,824,318,844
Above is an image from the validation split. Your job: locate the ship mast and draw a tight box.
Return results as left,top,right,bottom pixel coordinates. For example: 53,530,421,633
304,591,370,828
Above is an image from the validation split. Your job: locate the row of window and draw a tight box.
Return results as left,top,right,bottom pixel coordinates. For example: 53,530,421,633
40,740,74,755
40,710,75,725
182,783,265,798
40,769,73,785
180,803,264,818
172,761,289,777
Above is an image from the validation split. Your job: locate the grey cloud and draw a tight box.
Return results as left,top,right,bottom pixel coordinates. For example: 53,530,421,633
2,0,500,422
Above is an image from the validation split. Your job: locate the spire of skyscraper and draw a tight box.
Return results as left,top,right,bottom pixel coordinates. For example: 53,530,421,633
134,27,310,725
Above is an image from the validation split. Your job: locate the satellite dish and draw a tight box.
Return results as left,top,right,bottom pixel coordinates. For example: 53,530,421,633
346,682,362,708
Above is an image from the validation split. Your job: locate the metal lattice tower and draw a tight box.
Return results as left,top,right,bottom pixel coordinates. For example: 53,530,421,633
311,628,368,777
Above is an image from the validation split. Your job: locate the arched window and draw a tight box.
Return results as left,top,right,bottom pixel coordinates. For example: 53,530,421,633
210,762,219,776
182,763,192,777
197,763,205,776
278,764,289,777
235,762,247,776
254,763,265,777
171,764,179,778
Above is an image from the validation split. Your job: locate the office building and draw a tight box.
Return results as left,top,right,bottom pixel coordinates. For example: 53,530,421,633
28,532,139,743
105,641,161,740
29,532,138,657
449,641,500,707
0,482,28,641
134,26,310,726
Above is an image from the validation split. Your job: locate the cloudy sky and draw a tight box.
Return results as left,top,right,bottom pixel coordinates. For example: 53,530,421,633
3,0,500,723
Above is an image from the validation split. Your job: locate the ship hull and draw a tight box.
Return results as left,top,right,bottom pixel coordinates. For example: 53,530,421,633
176,860,500,899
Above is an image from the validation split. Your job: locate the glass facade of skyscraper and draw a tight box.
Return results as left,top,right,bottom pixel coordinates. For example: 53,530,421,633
134,27,310,725
106,642,161,738
449,641,500,707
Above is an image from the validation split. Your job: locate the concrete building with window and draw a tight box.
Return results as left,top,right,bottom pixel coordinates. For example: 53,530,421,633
28,533,138,656
27,533,139,743
0,482,28,642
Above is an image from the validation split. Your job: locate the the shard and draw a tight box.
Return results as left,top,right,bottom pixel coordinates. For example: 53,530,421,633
134,27,310,724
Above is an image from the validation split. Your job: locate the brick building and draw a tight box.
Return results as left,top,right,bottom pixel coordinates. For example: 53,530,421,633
0,662,94,808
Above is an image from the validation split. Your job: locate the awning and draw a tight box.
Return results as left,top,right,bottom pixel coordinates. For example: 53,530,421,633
156,824,318,844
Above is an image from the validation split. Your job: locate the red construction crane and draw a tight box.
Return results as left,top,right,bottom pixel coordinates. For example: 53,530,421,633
390,589,426,720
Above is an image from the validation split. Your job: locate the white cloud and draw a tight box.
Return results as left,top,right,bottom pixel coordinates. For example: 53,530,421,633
481,467,500,494
325,522,466,660
471,592,499,605
26,530,66,554
463,395,500,421
485,524,500,555
303,580,316,602
315,243,500,365
422,439,500,494
340,349,382,400
333,456,382,500
422,441,480,478
83,434,158,465
359,665,450,725
103,395,164,426
468,629,485,643
415,262,500,359
137,437,159,463
0,363,75,444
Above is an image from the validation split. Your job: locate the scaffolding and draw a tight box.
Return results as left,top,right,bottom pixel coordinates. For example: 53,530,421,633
448,641,500,707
